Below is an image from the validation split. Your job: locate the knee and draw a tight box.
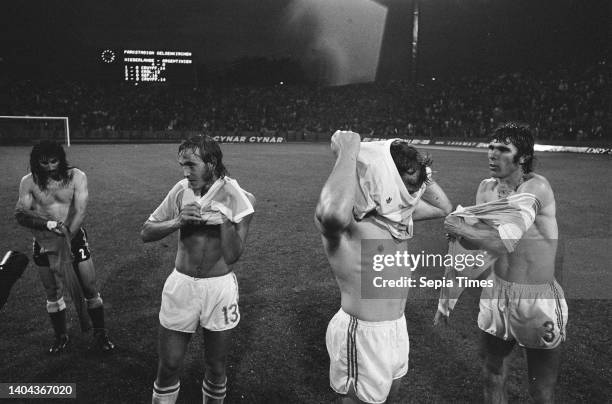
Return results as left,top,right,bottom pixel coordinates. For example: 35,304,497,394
159,356,183,376
204,358,226,380
78,268,98,297
82,286,98,299
86,294,103,309
41,281,61,301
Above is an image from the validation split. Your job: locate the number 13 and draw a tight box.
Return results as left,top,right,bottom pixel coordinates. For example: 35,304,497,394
222,304,238,324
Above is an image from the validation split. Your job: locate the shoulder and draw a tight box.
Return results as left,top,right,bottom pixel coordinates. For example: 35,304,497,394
476,178,496,195
69,168,87,181
475,178,497,204
18,174,35,194
521,173,552,198
225,176,256,207
171,179,189,193
478,178,496,191
520,173,554,208
166,179,190,202
70,167,85,176
19,173,33,186
68,168,89,190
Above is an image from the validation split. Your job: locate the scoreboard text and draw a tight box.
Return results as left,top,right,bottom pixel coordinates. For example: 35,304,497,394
123,49,192,83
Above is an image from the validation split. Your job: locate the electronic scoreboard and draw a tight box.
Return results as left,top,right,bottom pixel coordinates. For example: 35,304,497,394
99,49,194,84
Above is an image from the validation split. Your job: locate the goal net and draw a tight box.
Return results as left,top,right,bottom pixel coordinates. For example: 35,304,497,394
0,116,71,146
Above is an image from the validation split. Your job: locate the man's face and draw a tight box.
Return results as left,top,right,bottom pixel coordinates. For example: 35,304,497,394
488,141,520,178
178,149,214,191
38,156,60,177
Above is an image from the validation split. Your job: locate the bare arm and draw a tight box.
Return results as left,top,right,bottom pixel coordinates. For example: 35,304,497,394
445,217,507,255
14,175,50,230
140,217,181,243
219,194,255,264
140,202,202,242
66,170,88,236
412,180,453,221
314,131,361,238
444,178,546,255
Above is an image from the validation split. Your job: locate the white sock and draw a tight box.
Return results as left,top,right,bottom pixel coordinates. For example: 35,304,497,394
152,381,180,404
202,377,226,404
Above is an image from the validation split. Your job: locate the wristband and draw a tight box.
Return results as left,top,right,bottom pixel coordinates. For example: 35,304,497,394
46,221,58,231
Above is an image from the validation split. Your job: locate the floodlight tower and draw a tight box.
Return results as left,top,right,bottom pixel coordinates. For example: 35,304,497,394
411,0,419,85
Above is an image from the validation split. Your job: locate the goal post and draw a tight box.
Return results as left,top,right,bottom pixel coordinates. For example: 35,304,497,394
0,116,71,146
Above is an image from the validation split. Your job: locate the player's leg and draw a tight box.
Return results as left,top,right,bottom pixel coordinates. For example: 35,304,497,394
75,258,114,349
39,265,70,353
200,273,241,404
480,331,515,404
386,318,409,404
512,280,566,403
386,378,402,403
524,346,562,404
71,229,115,351
153,326,192,404
201,328,232,404
70,228,98,300
74,257,97,298
34,241,69,354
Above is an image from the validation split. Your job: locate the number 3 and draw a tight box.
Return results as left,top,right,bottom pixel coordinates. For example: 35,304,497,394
542,321,555,343
222,304,238,324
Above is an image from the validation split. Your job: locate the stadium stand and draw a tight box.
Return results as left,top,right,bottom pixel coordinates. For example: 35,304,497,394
5,60,610,143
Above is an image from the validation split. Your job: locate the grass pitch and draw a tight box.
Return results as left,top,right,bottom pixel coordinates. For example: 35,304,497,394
0,143,610,403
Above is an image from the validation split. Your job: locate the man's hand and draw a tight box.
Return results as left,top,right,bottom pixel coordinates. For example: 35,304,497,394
46,220,68,236
433,310,450,326
178,202,204,226
330,130,361,157
444,215,464,238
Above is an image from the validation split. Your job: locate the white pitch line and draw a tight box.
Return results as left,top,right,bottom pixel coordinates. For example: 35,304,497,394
415,145,488,153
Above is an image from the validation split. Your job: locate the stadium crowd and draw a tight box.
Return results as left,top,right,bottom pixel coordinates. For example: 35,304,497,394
6,60,610,141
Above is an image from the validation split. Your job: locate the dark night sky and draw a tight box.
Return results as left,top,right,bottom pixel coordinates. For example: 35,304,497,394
2,0,610,82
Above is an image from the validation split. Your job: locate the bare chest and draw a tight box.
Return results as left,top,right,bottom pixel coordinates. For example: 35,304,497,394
483,182,518,202
32,182,74,207
179,225,222,251
327,219,403,277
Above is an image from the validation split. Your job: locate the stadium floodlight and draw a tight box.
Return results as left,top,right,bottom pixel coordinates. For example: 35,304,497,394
0,116,71,146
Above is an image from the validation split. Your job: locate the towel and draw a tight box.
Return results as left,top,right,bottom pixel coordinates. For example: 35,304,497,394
437,193,541,317
353,139,426,240
32,228,91,332
182,177,254,224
